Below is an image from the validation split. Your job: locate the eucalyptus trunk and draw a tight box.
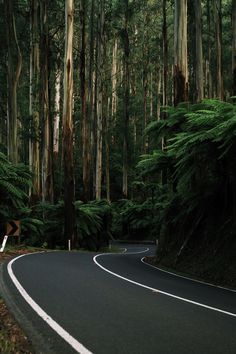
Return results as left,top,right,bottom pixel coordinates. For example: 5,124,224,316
161,0,168,185
29,0,41,201
53,58,61,157
4,0,22,164
80,0,90,201
233,0,236,95
88,0,96,199
174,0,188,105
194,0,204,101
95,0,104,200
214,0,224,99
122,0,130,198
40,0,53,202
162,0,168,107
62,0,76,248
111,38,118,117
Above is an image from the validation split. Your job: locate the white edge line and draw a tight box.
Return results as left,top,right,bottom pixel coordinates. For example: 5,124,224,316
7,253,93,354
93,251,236,318
141,257,236,293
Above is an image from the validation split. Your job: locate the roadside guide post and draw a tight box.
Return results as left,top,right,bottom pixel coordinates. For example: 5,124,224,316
0,220,21,253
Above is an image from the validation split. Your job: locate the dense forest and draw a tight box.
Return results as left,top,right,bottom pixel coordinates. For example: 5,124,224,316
0,0,236,283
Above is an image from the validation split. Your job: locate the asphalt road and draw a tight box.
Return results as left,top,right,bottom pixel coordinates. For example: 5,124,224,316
1,244,236,354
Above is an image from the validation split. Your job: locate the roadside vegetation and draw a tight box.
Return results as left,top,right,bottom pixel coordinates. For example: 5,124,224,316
1,100,236,288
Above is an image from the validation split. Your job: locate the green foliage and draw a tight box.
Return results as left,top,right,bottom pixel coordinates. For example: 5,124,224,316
0,153,44,245
136,99,236,261
75,200,113,251
29,199,113,251
0,152,31,210
112,198,159,240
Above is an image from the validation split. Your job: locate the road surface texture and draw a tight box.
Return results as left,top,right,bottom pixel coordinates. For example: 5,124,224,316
0,244,236,354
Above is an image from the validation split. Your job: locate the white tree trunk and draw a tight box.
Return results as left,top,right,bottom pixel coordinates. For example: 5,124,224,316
53,65,61,155
174,0,188,105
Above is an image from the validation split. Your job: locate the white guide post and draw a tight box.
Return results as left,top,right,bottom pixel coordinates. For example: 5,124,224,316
68,239,71,251
0,235,9,253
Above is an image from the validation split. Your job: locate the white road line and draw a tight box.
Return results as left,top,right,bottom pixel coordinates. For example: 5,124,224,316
93,250,236,318
7,253,92,354
141,257,236,293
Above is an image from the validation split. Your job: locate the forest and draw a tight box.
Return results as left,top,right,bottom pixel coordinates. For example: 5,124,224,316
0,0,236,284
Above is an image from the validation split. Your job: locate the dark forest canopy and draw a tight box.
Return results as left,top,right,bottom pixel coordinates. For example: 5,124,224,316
0,1,236,282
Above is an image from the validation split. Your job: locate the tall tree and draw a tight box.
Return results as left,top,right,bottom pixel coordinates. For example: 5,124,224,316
233,0,236,95
4,0,22,163
174,0,188,105
62,0,76,247
29,0,41,201
194,0,204,101
162,0,168,108
122,0,130,197
80,0,90,201
95,0,105,200
40,0,53,202
214,0,224,99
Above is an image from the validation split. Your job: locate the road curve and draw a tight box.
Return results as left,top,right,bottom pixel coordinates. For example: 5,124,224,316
1,244,236,354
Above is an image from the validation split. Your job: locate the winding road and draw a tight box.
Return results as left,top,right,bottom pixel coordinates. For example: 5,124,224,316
1,244,236,354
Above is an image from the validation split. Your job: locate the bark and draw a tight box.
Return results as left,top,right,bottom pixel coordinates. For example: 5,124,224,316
233,0,236,95
80,0,90,201
4,0,22,164
29,0,41,202
95,0,105,200
40,0,53,202
161,0,168,185
88,0,96,199
142,14,149,153
105,97,110,202
214,0,224,99
111,38,118,117
162,0,168,107
194,0,204,101
206,0,213,98
62,0,76,248
122,0,130,198
53,59,61,156
174,0,188,105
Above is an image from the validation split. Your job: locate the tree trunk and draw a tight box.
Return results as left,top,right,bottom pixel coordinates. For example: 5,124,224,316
161,0,168,185
29,0,41,202
4,0,22,164
233,0,236,95
194,0,204,101
40,0,53,202
174,0,188,105
206,0,213,98
53,58,61,157
162,0,168,107
105,97,110,202
95,0,104,200
122,0,130,198
62,0,76,248
88,0,95,200
214,0,224,100
111,38,118,117
80,0,90,202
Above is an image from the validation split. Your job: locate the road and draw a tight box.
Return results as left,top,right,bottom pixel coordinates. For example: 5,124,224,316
1,244,236,354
